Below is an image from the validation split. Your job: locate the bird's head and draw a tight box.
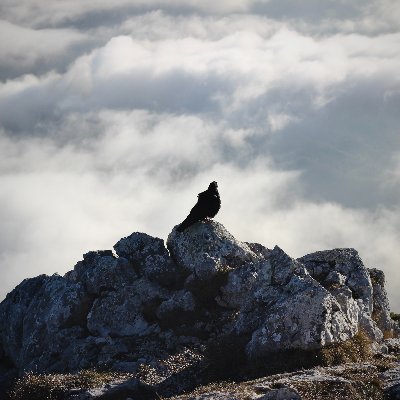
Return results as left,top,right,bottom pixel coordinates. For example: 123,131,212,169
208,181,218,190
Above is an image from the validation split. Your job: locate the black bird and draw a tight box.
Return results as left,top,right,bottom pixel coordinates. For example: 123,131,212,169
177,181,221,232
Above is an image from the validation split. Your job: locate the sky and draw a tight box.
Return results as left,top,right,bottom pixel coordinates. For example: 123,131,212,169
1,0,400,311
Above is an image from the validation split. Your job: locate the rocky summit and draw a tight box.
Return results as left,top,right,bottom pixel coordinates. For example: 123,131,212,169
0,221,399,399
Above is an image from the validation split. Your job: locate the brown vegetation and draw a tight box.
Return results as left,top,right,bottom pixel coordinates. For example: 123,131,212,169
11,369,134,400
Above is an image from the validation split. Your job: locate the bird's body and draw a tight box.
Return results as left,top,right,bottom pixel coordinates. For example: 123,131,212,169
177,181,221,232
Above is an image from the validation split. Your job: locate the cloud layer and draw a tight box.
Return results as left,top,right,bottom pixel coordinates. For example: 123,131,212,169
1,1,400,310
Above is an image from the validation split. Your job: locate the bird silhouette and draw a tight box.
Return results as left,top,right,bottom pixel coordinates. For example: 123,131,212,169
177,181,221,232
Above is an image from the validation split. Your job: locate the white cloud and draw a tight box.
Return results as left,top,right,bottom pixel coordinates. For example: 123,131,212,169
2,26,399,131
268,112,299,132
0,0,264,28
1,122,400,310
1,1,400,315
0,20,92,79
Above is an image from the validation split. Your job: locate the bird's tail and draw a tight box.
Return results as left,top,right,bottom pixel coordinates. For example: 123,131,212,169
177,216,196,232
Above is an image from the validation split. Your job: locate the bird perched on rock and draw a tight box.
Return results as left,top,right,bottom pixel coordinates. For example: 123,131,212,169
177,181,221,232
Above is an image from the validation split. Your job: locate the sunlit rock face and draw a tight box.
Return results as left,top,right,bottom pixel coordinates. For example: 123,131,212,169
167,221,262,278
298,249,391,342
229,246,360,358
368,268,394,335
0,220,395,378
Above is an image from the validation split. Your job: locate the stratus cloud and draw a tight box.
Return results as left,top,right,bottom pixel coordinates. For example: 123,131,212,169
118,11,284,42
1,117,400,311
1,20,399,212
1,28,399,133
0,111,287,301
2,0,399,36
0,20,92,79
0,0,262,28
1,0,400,316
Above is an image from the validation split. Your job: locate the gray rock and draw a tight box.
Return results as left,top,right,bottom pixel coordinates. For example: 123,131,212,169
258,387,301,400
246,363,384,400
369,268,394,335
245,242,272,259
325,270,347,286
114,232,182,287
386,338,400,353
190,393,239,400
65,251,137,295
329,285,359,327
167,221,261,277
270,246,309,286
87,279,167,337
0,274,48,367
114,232,165,263
385,384,400,400
6,274,92,373
0,220,394,394
358,312,384,342
232,247,359,357
156,290,196,321
298,248,385,341
67,378,156,400
244,282,357,357
380,363,400,399
87,291,151,337
216,260,272,309
298,248,373,312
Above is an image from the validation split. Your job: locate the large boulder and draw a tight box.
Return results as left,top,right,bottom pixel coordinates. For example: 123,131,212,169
231,247,359,358
298,249,373,312
0,220,394,386
0,275,49,368
1,274,92,373
298,249,383,341
167,221,262,282
114,232,183,287
87,290,143,337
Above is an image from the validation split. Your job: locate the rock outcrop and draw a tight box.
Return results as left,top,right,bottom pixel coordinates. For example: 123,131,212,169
0,220,397,399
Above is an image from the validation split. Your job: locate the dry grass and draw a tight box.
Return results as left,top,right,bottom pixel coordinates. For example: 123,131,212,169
293,375,383,400
320,330,372,366
383,330,394,339
170,381,255,400
390,312,400,322
11,369,134,400
169,355,396,400
10,330,395,400
170,330,393,400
